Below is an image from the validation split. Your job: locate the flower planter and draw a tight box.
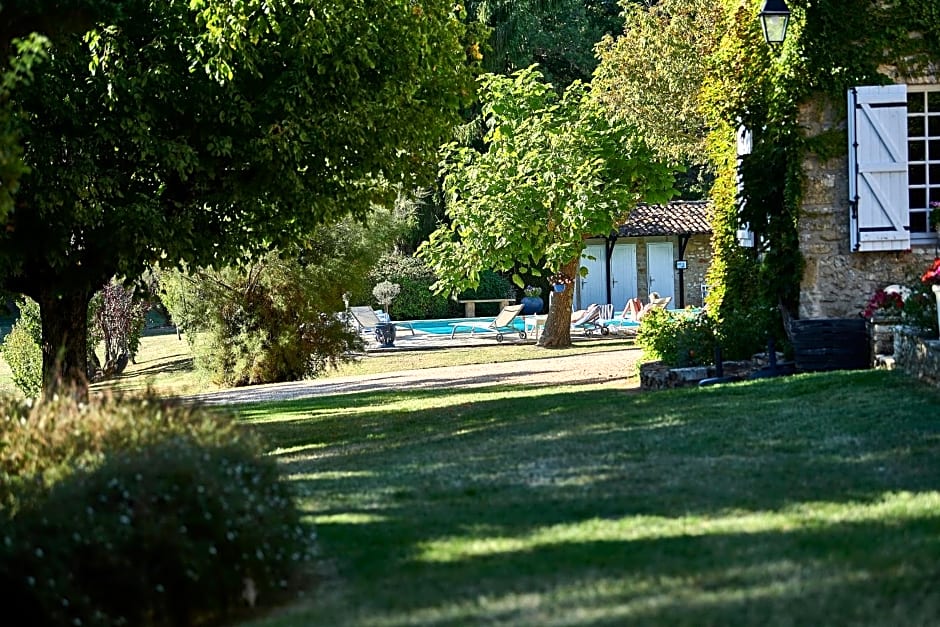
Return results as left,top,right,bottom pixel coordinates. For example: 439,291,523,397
375,322,396,348
520,296,543,315
933,285,940,338
868,316,902,357
553,283,566,293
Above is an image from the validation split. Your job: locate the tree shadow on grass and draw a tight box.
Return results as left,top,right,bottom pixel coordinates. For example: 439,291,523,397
240,370,940,625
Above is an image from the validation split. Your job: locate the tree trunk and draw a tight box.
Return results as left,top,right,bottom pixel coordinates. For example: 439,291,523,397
539,257,580,348
37,288,92,399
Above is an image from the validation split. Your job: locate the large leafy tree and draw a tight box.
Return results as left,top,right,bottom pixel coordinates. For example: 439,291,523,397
467,0,622,87
592,0,724,163
419,67,673,347
0,0,474,395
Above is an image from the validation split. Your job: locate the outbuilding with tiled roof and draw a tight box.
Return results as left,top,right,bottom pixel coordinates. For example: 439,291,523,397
573,200,713,310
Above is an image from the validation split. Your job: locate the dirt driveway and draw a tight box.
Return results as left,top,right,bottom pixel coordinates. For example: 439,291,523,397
191,348,644,405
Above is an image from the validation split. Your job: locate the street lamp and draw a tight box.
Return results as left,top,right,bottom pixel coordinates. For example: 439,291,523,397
758,0,791,49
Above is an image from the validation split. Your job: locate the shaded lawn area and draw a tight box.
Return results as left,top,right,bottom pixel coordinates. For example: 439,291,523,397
240,369,940,626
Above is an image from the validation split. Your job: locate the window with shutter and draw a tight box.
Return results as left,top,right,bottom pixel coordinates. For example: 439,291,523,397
848,85,910,252
906,87,940,236
736,125,754,248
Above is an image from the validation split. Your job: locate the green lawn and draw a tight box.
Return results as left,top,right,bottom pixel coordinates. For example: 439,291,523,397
85,330,637,398
238,370,940,626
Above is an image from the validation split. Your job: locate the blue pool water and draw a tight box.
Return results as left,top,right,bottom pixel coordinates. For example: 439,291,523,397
405,317,526,335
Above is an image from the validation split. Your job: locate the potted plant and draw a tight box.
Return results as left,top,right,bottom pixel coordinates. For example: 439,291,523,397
520,285,543,314
920,258,940,338
861,286,907,355
549,273,574,293
372,280,401,347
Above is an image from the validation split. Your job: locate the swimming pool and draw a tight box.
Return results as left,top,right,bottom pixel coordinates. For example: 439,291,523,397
404,316,527,335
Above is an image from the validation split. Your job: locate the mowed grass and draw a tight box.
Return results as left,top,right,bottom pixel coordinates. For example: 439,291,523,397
238,370,940,627
82,330,637,398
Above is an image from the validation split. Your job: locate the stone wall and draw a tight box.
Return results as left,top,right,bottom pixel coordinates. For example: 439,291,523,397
798,97,937,319
893,328,940,387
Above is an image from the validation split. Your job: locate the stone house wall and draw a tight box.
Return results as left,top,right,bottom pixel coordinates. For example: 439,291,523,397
798,95,938,319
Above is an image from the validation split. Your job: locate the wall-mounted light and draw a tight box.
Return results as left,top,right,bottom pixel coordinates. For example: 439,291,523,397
758,0,791,48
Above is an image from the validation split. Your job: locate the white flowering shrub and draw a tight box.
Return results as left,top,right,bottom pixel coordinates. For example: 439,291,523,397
0,396,313,625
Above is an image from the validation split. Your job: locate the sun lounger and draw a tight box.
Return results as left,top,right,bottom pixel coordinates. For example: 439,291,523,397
571,303,607,336
348,306,415,335
449,304,526,342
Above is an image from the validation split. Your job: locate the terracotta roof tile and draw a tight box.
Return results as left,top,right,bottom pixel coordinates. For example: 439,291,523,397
617,201,712,237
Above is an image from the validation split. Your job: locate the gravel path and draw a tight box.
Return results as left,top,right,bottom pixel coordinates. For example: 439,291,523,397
189,348,644,405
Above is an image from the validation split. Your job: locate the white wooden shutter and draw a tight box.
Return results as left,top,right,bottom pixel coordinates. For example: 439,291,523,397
736,125,755,247
848,85,909,252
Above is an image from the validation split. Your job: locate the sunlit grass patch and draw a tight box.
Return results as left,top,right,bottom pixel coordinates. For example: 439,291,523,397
240,369,940,627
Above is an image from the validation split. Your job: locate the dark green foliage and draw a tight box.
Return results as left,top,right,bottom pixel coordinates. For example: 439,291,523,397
0,297,41,397
369,252,456,320
1,0,474,395
1,442,308,626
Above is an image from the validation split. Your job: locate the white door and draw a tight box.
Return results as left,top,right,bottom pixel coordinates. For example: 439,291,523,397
578,244,607,309
610,244,637,308
646,242,674,308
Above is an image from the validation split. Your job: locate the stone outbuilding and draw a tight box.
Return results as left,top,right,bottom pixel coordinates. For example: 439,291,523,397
575,200,712,310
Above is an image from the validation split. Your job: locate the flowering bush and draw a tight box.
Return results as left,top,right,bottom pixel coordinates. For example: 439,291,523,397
861,288,905,319
921,257,940,286
0,396,313,625
523,285,542,297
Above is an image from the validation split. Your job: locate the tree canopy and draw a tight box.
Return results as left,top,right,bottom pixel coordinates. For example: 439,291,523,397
592,0,723,164
418,67,674,346
467,0,622,88
0,0,475,394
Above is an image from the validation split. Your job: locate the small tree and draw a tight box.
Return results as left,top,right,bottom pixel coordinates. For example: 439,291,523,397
418,67,674,347
90,279,150,376
372,281,401,315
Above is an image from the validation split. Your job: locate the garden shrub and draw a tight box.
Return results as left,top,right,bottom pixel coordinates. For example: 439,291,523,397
369,252,454,320
0,396,312,626
637,308,717,367
0,395,253,516
0,298,42,398
161,252,364,387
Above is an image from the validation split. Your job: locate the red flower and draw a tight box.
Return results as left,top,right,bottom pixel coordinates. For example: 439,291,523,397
862,289,904,319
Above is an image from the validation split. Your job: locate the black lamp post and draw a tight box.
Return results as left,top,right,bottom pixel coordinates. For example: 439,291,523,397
758,0,791,49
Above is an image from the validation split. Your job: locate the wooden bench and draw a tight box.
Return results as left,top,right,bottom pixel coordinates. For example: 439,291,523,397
457,298,515,317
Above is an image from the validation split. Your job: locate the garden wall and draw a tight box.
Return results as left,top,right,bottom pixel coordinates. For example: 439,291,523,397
893,328,940,388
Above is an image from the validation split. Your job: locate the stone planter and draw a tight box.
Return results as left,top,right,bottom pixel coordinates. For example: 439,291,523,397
375,322,396,348
933,285,940,338
868,316,902,357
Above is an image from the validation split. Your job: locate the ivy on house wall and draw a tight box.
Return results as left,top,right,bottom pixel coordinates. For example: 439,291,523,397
702,0,940,336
